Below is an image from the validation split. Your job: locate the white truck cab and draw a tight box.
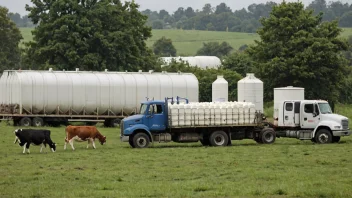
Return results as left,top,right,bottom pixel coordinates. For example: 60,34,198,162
274,100,350,143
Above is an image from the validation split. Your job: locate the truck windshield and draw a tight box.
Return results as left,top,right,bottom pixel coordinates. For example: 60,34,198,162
318,103,332,114
140,104,148,114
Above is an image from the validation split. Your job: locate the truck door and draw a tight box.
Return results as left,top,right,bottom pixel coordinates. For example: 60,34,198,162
294,101,301,126
283,102,295,126
301,102,320,129
147,104,166,131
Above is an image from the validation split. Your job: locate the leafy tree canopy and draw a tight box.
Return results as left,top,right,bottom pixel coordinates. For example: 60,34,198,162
222,52,254,77
247,2,349,103
24,0,156,71
153,36,177,57
0,6,22,72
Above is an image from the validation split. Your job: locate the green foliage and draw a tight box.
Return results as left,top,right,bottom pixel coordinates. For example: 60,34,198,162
222,52,254,77
0,6,22,72
161,61,242,102
152,20,164,29
196,41,233,58
248,2,349,103
152,36,177,57
23,0,157,71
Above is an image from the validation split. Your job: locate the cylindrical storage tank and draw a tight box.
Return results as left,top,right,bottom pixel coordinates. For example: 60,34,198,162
237,73,263,113
274,86,304,119
0,70,199,116
212,75,228,102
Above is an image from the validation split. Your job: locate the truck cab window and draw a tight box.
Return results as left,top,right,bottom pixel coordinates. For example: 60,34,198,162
304,104,314,113
140,104,148,114
285,103,293,111
156,105,163,114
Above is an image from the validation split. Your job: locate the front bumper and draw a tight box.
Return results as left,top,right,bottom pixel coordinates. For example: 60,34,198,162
120,135,129,142
332,130,351,137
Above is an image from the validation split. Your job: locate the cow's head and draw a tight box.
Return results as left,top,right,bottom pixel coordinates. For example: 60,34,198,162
49,142,57,152
99,136,106,145
13,129,21,144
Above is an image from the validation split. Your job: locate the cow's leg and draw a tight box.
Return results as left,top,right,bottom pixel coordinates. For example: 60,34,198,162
22,143,27,154
87,139,90,149
14,136,18,144
69,139,75,150
92,139,96,149
26,143,30,154
40,144,44,153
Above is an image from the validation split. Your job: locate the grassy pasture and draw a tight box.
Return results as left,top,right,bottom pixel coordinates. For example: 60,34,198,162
20,28,352,56
0,122,352,198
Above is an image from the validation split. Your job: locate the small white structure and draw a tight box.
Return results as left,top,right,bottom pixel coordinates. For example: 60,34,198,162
237,73,263,113
212,75,228,102
161,56,221,69
274,86,305,119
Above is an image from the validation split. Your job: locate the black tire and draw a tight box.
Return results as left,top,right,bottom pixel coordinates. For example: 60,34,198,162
254,137,263,144
32,117,44,127
103,120,110,127
129,136,136,148
315,129,332,144
209,131,229,147
332,136,341,143
132,133,150,148
311,138,317,143
19,117,32,127
260,128,276,144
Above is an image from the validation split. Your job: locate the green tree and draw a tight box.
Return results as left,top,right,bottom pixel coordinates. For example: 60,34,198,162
153,37,177,57
0,6,22,72
24,0,156,71
247,2,349,103
152,20,164,29
196,42,233,57
222,52,254,77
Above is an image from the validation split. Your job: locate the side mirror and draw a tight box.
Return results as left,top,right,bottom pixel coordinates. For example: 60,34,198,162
313,112,317,117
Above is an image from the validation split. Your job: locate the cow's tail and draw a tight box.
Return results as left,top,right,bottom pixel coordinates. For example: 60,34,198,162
65,125,72,142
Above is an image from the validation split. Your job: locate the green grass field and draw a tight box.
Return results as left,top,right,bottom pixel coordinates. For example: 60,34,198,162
20,28,352,56
1,120,352,197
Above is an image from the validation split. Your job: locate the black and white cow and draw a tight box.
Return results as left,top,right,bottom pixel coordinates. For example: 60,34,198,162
14,129,56,154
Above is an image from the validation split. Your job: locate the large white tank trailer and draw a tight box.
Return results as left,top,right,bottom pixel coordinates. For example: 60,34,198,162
120,73,350,148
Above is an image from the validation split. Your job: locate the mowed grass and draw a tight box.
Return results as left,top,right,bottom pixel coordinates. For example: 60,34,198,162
20,28,352,55
0,121,352,197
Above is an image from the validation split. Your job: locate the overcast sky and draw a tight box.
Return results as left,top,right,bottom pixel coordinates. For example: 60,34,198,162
1,0,352,15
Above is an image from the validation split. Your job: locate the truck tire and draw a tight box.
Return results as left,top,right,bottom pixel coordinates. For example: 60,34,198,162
315,129,332,144
32,117,44,127
260,128,276,144
209,131,228,146
132,133,150,148
332,136,340,143
19,117,32,127
129,136,136,148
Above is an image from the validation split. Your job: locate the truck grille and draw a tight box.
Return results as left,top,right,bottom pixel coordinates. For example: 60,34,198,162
342,120,349,130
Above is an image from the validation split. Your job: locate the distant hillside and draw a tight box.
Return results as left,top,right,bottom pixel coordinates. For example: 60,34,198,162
20,28,352,56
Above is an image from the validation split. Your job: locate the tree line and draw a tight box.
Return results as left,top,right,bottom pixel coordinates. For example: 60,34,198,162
143,0,352,33
1,1,352,106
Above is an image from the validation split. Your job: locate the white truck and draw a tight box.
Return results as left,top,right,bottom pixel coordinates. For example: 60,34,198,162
273,100,350,143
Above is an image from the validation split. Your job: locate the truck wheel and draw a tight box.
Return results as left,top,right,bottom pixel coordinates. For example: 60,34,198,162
254,137,263,144
19,117,32,127
260,128,276,144
332,136,340,143
132,133,150,148
32,117,44,127
209,131,228,146
129,136,136,148
315,129,332,144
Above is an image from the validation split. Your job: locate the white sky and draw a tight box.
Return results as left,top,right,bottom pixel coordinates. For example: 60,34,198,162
1,0,352,16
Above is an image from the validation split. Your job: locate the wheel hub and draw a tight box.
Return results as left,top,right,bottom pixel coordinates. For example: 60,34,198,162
214,135,225,145
319,134,328,143
137,137,146,147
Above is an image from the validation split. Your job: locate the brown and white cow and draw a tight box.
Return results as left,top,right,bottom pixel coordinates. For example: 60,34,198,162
64,125,106,150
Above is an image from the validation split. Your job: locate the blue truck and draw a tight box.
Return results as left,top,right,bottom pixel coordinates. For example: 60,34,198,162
120,97,273,148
